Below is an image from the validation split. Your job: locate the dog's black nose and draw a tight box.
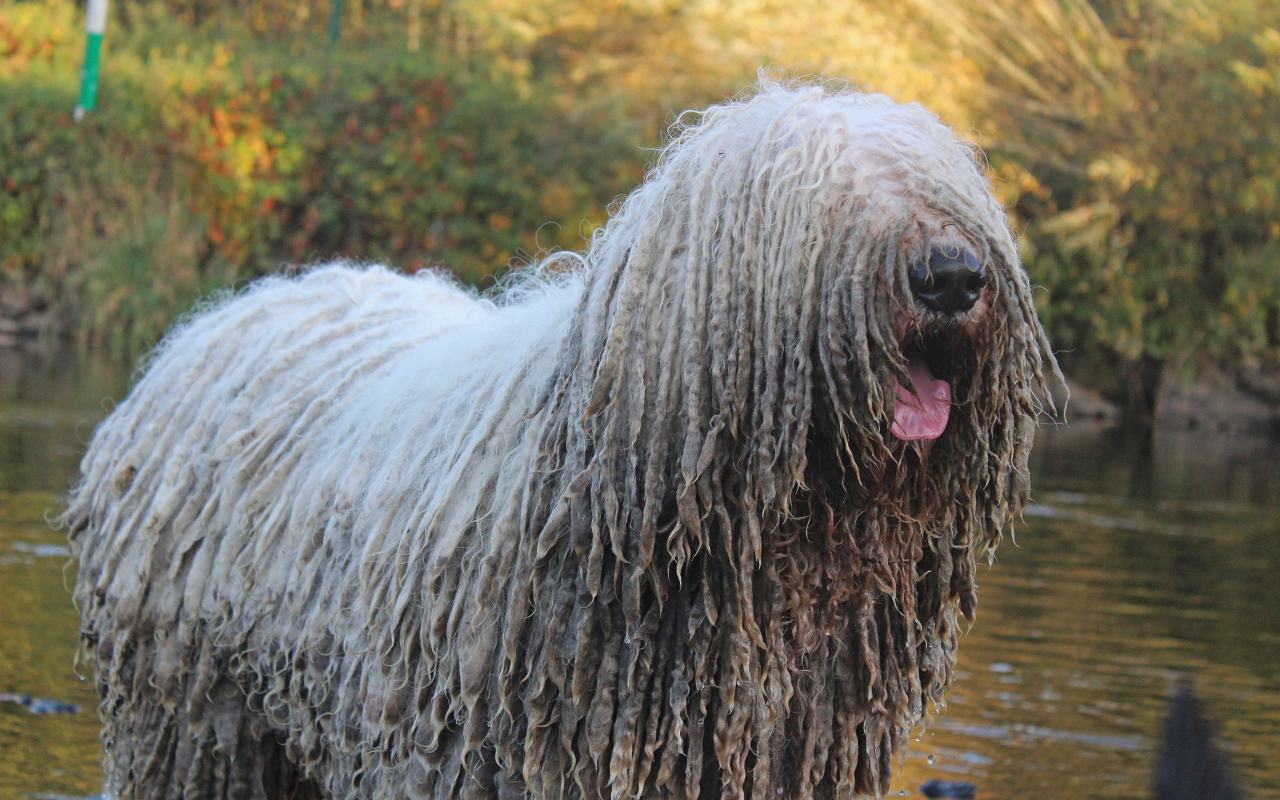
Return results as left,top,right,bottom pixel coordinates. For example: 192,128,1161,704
909,248,987,314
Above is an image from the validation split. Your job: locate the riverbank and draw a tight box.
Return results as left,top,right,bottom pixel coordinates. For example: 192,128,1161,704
1056,370,1280,437
4,337,1278,438
5,1,1279,403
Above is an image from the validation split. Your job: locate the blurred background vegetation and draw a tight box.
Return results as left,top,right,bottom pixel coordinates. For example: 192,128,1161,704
2,0,1278,423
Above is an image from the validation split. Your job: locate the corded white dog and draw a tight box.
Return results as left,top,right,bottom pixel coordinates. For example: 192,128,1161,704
67,82,1058,799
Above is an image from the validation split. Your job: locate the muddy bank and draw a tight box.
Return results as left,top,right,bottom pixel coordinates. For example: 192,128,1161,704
1054,369,1280,437
0,279,54,349
2,338,1278,437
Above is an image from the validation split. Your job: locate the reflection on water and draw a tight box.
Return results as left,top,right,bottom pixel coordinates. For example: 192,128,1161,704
0,348,128,797
890,424,1280,798
1,350,1278,798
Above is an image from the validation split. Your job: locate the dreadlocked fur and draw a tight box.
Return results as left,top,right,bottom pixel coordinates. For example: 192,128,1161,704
66,82,1058,799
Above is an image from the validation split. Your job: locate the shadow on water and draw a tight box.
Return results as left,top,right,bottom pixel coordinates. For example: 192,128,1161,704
1,348,1278,798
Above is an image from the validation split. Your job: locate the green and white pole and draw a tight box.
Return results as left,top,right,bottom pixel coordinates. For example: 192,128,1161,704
74,0,109,121
328,0,343,48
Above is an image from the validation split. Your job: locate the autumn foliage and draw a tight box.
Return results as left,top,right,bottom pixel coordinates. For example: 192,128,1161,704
2,0,1278,401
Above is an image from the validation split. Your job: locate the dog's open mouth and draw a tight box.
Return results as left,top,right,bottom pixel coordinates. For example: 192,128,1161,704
891,335,954,442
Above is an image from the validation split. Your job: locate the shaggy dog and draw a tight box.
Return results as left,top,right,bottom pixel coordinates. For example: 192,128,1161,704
66,83,1058,799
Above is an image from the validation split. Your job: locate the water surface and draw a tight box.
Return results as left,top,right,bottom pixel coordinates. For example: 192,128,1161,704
0,349,127,797
1,349,1277,798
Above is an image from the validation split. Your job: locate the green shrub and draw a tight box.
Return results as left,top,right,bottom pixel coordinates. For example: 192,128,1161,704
1,1,639,352
4,0,1277,403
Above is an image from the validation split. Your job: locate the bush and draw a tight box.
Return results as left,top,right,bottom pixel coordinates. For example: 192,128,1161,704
933,0,1280,411
1,1,639,352
4,0,1278,407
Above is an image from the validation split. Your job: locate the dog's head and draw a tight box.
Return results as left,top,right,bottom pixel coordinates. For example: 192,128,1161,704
573,80,1057,530
760,89,1051,465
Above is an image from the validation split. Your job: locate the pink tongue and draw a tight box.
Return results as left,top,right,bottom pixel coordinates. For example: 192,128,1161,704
892,359,952,441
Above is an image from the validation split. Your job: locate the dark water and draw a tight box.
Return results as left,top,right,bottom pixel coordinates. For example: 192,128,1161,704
0,349,128,797
1,349,1278,798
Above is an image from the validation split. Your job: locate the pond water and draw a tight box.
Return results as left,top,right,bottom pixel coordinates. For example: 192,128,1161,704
1,348,1278,798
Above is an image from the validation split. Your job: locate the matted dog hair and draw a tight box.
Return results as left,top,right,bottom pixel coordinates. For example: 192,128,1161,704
67,81,1058,799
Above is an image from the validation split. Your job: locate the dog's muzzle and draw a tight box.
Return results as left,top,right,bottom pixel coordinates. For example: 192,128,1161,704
893,246,987,442
909,247,987,315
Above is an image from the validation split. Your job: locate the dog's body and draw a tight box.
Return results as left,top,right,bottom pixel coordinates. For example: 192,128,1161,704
67,84,1057,799
72,267,570,797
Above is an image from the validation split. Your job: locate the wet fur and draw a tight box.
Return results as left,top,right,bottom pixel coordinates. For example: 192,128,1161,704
66,83,1058,799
